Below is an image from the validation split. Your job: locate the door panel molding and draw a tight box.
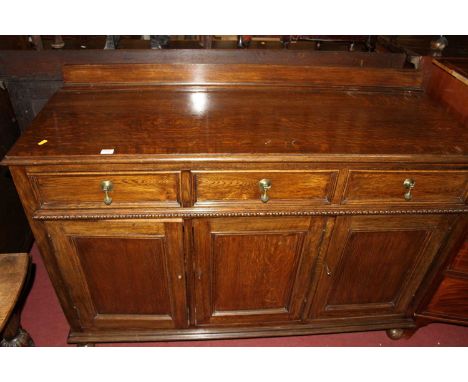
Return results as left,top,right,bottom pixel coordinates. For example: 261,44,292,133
194,217,327,326
308,215,455,320
44,219,188,330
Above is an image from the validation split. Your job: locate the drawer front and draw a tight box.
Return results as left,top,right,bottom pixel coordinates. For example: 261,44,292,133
425,276,468,321
342,170,467,205
193,170,338,205
30,172,181,209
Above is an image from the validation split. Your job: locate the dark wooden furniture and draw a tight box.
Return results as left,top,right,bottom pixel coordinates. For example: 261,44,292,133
423,58,468,124
379,36,468,58
414,58,468,328
0,86,33,253
0,253,34,346
2,62,467,345
0,50,407,131
418,240,468,325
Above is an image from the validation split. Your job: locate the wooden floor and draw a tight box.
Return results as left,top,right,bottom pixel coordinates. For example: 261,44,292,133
22,243,468,346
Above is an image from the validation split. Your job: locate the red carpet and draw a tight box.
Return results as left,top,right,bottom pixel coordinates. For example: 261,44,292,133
22,243,468,347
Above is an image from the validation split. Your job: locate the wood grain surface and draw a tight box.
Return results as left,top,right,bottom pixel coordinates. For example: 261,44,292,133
4,84,467,163
0,50,408,80
3,63,467,344
342,170,467,205
62,64,422,88
425,277,468,320
424,57,468,124
0,253,29,332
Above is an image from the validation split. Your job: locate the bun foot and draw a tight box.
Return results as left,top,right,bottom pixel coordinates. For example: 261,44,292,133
386,328,405,340
77,342,95,347
1,327,35,347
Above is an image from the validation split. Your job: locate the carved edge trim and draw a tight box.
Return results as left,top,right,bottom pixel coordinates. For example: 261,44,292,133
33,208,468,220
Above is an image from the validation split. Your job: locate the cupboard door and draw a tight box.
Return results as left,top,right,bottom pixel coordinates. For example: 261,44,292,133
193,217,326,326
45,219,188,330
308,215,455,319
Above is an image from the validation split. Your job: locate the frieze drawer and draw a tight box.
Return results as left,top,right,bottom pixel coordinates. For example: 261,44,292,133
29,171,182,209
342,170,467,205
193,170,339,206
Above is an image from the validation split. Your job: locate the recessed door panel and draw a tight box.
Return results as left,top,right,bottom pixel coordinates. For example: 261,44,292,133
308,215,455,319
45,219,188,330
212,232,302,312
326,230,429,307
193,217,326,326
73,237,171,315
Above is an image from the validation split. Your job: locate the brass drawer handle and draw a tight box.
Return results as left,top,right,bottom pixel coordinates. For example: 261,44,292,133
100,180,114,205
403,178,415,201
259,179,272,203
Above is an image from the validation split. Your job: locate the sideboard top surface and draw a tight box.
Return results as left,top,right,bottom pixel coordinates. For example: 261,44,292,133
4,81,468,165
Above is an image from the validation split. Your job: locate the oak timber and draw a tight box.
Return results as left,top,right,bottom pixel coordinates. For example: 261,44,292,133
2,63,467,344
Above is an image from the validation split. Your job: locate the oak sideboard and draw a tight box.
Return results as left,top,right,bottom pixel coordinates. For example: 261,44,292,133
2,62,467,345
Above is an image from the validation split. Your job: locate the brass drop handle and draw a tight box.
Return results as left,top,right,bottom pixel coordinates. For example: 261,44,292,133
100,180,113,205
403,178,415,201
259,179,272,203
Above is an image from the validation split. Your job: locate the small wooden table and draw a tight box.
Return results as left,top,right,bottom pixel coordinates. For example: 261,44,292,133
0,253,34,346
